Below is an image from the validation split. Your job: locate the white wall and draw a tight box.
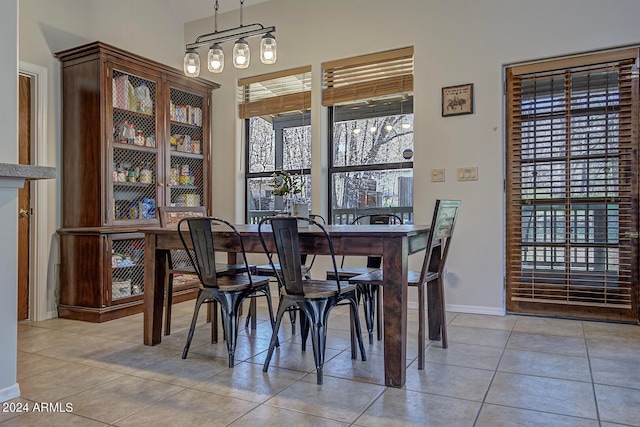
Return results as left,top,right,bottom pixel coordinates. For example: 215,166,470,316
0,0,19,402
186,0,640,314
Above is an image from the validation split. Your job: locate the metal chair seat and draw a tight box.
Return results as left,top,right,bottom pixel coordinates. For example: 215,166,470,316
278,280,358,299
214,274,271,292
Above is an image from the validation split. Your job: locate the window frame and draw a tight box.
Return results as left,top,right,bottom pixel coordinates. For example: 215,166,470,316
244,112,311,222
327,97,414,224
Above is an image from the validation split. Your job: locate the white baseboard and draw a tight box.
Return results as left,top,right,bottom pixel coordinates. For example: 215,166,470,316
446,304,506,316
45,310,58,320
407,302,505,316
0,383,20,403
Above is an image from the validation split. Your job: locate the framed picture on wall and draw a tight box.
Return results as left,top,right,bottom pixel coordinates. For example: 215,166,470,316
442,83,474,117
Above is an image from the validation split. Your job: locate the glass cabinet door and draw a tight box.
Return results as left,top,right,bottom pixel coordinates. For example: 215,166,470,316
167,87,205,208
111,68,160,224
109,234,145,302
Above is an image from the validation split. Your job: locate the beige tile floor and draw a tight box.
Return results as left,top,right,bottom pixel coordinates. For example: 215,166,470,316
4,296,640,426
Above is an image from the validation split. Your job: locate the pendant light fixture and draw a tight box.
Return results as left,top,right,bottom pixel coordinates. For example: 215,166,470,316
183,48,201,77
260,32,277,64
183,0,277,76
233,38,250,68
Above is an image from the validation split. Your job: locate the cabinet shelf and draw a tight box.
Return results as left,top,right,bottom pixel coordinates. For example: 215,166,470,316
114,107,154,119
169,184,200,190
169,150,204,160
113,142,158,153
113,181,155,188
170,120,201,129
112,264,141,270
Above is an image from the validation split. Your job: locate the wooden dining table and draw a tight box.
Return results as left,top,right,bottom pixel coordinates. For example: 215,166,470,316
142,223,435,388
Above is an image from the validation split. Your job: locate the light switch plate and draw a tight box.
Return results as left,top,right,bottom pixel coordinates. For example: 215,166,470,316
457,166,478,181
431,168,445,182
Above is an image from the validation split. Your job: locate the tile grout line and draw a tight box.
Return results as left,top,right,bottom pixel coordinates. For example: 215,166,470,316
582,321,602,426
470,318,515,426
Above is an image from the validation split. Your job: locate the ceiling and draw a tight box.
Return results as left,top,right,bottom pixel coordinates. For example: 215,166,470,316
166,0,270,25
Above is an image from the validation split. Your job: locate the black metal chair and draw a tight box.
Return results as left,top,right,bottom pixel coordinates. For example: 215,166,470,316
348,200,461,369
158,206,252,340
259,216,366,384
327,213,403,344
178,216,276,367
253,213,326,333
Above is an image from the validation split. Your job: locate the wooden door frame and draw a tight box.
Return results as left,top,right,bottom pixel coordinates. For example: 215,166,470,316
19,62,51,321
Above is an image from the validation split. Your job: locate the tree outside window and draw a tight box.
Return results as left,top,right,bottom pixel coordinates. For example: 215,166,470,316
246,113,311,222
330,97,414,224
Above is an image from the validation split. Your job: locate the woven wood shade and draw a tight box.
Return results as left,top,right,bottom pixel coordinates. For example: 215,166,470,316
505,48,639,322
238,66,311,119
322,47,413,106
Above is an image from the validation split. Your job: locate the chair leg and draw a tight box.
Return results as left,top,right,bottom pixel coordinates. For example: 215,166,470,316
211,300,219,343
376,285,383,341
218,291,245,368
182,290,208,359
349,303,356,359
299,299,331,385
359,284,375,345
164,272,173,336
300,310,309,351
417,284,426,370
288,309,297,335
244,300,251,328
438,277,448,349
263,299,293,373
250,298,257,329
348,295,367,361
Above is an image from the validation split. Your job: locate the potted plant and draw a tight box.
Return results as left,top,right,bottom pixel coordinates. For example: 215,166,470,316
269,168,307,217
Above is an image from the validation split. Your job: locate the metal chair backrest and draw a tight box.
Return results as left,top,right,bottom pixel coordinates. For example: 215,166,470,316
347,213,403,269
303,214,326,269
418,200,461,285
259,216,341,296
178,217,253,288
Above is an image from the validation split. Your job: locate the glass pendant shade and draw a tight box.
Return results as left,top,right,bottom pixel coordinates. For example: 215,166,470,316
260,33,277,64
207,44,224,73
183,49,200,77
233,38,250,69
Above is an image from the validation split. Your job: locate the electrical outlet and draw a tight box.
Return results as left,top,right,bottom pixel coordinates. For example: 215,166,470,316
457,167,478,181
431,168,445,182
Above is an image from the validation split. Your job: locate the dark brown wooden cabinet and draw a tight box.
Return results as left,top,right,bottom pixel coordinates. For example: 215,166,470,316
56,42,219,321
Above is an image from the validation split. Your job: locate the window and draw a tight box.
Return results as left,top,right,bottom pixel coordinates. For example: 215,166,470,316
240,67,311,223
329,98,414,224
323,47,414,224
505,48,639,321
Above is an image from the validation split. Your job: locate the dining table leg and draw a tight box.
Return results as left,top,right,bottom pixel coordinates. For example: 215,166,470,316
382,236,408,388
144,234,166,345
